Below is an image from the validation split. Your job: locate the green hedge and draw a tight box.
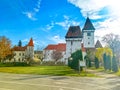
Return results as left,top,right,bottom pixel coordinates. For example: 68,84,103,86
0,62,30,67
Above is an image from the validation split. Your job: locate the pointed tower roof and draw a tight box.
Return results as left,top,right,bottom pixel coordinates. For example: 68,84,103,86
65,26,82,38
28,38,34,46
95,40,102,48
82,17,95,30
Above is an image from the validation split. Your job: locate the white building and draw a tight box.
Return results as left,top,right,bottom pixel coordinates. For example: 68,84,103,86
43,43,66,62
12,38,34,62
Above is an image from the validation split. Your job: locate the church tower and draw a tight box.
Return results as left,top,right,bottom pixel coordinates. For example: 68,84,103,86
65,26,82,61
27,38,34,60
82,17,95,48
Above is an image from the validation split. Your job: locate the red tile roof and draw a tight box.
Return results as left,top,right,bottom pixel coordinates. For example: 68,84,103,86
44,43,66,51
13,46,27,51
28,38,34,46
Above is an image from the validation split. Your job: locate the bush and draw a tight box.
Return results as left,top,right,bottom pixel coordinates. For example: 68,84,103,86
112,55,119,72
0,62,30,67
69,50,83,71
95,57,99,69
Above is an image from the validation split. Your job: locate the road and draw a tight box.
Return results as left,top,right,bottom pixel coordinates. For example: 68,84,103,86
0,73,120,90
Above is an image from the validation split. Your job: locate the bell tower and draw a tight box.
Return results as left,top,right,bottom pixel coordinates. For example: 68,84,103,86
82,17,95,48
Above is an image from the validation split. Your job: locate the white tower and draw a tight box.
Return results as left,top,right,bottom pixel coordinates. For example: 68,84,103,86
65,26,82,61
82,17,95,48
27,38,34,60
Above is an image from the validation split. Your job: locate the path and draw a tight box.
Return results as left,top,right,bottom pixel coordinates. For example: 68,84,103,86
0,73,120,90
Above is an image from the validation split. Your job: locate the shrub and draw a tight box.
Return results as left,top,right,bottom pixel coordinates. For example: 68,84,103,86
0,62,30,67
112,55,118,72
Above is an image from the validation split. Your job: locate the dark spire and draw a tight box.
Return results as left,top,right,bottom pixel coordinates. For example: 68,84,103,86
65,26,82,38
82,17,95,30
95,40,102,48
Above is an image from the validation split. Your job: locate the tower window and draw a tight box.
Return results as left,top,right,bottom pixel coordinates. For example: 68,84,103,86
71,41,73,45
87,33,91,36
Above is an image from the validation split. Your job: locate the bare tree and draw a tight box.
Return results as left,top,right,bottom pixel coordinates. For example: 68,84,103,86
52,50,63,64
102,33,120,64
102,33,120,53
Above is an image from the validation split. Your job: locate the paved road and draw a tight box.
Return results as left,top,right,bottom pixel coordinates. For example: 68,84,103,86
0,73,120,90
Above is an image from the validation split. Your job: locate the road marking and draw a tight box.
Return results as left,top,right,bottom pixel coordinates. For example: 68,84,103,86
0,81,83,90
0,88,13,90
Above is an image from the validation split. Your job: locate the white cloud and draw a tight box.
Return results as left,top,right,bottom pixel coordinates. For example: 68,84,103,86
50,35,65,43
56,15,80,30
23,0,41,20
68,0,120,39
22,12,37,21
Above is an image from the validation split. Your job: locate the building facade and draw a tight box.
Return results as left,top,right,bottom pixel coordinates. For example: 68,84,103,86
12,38,34,62
43,43,66,62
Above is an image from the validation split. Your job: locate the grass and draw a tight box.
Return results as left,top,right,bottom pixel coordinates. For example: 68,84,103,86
0,66,97,77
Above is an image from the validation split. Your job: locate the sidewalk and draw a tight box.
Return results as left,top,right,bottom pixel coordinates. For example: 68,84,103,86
87,69,118,78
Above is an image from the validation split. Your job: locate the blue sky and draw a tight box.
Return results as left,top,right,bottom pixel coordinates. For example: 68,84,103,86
0,0,119,50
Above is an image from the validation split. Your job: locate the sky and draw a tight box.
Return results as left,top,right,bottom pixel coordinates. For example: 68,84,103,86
0,0,120,50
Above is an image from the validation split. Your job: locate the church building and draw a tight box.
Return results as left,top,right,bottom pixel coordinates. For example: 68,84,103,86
43,17,100,64
65,17,95,63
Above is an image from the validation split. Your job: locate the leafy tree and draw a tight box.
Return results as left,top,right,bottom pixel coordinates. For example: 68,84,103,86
106,55,112,71
52,50,63,64
84,50,94,67
69,50,83,71
0,36,12,62
95,57,99,69
112,55,119,72
103,53,107,70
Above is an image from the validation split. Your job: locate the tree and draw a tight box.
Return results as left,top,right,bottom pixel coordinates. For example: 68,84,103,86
52,50,63,64
18,40,22,47
0,36,12,62
103,53,107,70
69,50,83,71
95,57,99,69
112,55,119,72
85,50,94,67
102,33,120,64
107,55,112,71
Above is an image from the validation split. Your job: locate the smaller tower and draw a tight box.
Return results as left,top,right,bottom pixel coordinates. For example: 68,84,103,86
65,26,82,61
82,17,95,48
27,38,34,60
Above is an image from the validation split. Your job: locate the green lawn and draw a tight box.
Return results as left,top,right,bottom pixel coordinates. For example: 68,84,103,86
0,66,96,77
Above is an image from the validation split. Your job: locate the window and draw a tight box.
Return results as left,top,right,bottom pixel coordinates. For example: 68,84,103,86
71,41,73,45
18,58,20,62
19,53,21,56
87,32,91,36
23,53,24,56
88,42,90,44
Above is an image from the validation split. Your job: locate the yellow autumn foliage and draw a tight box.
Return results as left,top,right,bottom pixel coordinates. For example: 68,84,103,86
95,47,113,61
